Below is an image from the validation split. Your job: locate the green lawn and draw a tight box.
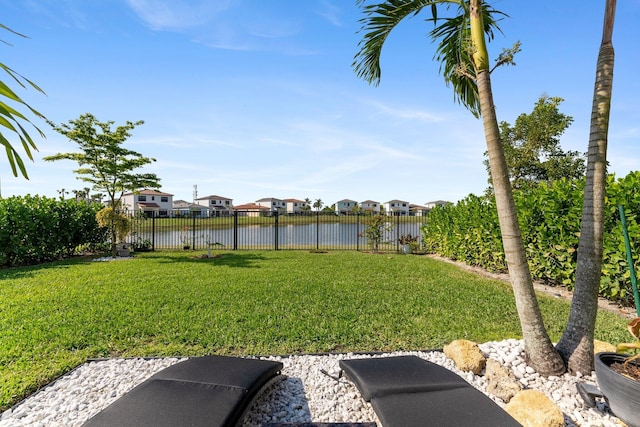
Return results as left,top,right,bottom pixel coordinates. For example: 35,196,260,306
0,250,630,410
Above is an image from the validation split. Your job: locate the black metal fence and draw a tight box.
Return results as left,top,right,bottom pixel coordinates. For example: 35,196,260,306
127,211,426,252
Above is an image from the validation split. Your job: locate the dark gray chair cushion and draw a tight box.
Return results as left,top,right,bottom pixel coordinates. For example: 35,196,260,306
340,356,521,427
150,355,283,396
372,386,521,427
339,356,469,400
83,355,283,427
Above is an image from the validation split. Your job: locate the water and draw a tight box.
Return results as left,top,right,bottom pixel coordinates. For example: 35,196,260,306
133,221,423,250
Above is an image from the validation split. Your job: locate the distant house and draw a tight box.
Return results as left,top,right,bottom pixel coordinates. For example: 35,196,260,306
359,200,380,214
383,199,410,216
284,198,308,214
172,200,208,217
425,200,451,209
195,195,233,217
335,199,358,215
121,189,173,218
255,197,286,213
409,204,430,217
234,203,271,217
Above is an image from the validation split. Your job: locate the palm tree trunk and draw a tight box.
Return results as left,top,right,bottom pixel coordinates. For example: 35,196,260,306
556,0,616,374
471,0,565,375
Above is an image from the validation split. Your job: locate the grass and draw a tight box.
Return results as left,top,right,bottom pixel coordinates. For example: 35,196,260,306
0,250,630,410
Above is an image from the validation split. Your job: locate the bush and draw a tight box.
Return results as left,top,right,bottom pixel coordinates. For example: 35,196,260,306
421,172,640,303
0,195,107,267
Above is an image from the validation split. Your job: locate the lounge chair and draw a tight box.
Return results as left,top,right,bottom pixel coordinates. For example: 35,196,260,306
82,355,283,427
339,355,521,427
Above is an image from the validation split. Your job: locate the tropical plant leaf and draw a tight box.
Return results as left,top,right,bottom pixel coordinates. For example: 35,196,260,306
0,24,46,178
354,0,507,118
628,317,640,340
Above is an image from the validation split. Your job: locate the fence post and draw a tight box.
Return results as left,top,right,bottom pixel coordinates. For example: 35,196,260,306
274,211,279,250
191,211,197,250
233,211,238,250
356,213,360,251
316,210,320,250
152,212,156,250
396,212,401,252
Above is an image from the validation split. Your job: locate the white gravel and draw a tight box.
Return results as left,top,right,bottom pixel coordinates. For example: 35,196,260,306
0,340,623,426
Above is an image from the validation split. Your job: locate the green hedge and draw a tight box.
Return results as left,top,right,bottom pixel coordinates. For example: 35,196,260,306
0,195,108,267
422,172,640,303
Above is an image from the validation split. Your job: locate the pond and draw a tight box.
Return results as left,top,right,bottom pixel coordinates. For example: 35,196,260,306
133,221,423,250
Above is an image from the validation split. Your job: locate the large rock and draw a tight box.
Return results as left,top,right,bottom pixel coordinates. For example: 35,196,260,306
485,358,522,402
443,339,486,374
504,389,564,427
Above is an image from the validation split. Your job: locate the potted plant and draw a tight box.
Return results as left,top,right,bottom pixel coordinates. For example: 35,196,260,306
398,234,418,254
132,236,152,252
96,207,131,257
594,317,640,427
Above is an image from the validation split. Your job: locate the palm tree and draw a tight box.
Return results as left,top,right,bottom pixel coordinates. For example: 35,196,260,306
313,198,324,212
0,24,46,179
556,0,617,374
354,0,565,374
57,188,68,200
303,197,312,211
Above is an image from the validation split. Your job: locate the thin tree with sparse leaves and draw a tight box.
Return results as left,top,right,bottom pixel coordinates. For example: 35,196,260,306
45,113,160,257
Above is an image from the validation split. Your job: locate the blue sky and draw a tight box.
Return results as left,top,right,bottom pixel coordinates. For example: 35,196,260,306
2,1,639,206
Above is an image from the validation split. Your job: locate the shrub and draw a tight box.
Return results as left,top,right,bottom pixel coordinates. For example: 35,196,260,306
421,172,640,303
0,195,107,267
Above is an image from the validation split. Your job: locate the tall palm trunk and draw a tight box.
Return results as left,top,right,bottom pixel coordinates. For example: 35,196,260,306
471,0,565,375
556,0,616,374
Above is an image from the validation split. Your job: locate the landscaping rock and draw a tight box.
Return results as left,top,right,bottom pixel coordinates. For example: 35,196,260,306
485,358,522,402
443,339,486,374
504,389,564,427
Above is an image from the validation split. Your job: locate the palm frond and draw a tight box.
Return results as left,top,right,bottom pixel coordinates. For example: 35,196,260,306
354,0,507,118
427,2,506,117
0,24,46,178
354,0,461,85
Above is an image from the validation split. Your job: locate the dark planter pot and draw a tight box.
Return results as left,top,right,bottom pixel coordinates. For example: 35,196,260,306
116,243,130,257
595,352,640,427
400,244,412,254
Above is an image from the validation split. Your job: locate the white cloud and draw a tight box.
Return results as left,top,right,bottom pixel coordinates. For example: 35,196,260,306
367,100,444,123
134,134,243,149
125,0,232,30
125,0,314,55
316,1,344,27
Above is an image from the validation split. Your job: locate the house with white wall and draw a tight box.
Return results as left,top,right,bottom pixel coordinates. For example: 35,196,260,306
383,199,410,216
256,197,286,213
195,195,233,217
359,200,380,214
121,189,173,217
173,200,208,217
335,199,358,215
409,204,430,216
284,198,308,214
425,200,451,209
234,203,271,217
